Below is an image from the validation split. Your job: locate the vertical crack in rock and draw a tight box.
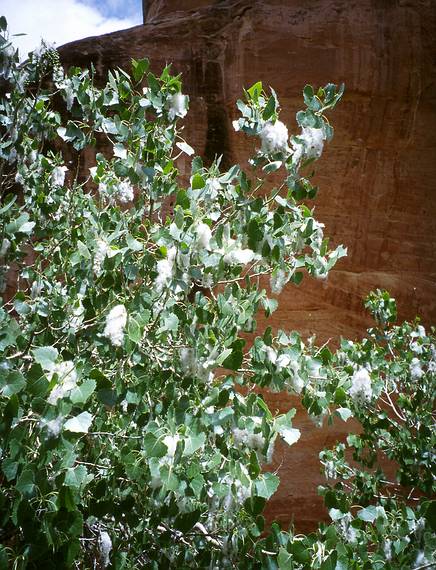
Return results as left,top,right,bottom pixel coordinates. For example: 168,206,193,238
200,58,232,168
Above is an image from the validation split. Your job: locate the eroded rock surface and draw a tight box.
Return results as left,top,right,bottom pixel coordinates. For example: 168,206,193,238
58,0,436,531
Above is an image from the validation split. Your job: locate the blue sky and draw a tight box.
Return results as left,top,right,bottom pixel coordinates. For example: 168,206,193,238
80,0,142,21
2,0,142,57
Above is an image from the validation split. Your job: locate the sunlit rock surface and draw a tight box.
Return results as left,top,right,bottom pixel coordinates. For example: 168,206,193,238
58,0,436,531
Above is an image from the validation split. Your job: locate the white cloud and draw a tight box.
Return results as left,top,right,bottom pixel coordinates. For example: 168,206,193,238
2,0,140,58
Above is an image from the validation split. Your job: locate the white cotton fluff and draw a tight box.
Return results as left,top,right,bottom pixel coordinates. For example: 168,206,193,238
196,360,214,384
168,93,188,120
68,301,85,333
233,427,249,445
411,325,426,338
413,551,430,569
348,368,372,402
299,126,325,159
99,531,112,568
324,460,337,480
155,246,177,290
30,281,43,300
15,171,25,186
40,416,63,438
98,182,108,196
0,238,11,257
47,361,78,404
195,223,212,250
291,141,304,164
235,479,251,504
65,87,74,111
223,247,255,266
50,166,68,187
93,239,110,276
339,513,357,544
233,428,265,451
383,540,392,561
410,357,424,380
259,120,289,153
232,120,240,132
103,304,127,347
163,434,179,458
266,439,276,463
270,268,289,295
276,353,291,372
290,372,304,394
180,348,197,377
410,341,423,354
117,180,134,203
246,432,265,450
265,346,278,364
206,177,221,199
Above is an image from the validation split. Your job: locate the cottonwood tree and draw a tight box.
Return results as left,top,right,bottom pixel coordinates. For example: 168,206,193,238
0,17,434,570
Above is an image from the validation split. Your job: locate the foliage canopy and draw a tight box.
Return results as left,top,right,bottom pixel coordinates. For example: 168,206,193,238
0,18,434,570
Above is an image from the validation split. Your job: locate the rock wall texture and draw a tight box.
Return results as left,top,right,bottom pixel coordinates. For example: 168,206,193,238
58,0,436,532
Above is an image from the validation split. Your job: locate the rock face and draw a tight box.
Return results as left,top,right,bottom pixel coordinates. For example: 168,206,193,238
58,0,436,532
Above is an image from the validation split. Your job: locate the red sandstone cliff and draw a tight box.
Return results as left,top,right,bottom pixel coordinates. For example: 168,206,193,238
58,0,436,531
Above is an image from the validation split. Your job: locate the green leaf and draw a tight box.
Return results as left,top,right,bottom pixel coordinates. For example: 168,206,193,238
278,427,301,446
292,272,303,286
319,552,337,570
247,81,263,103
147,72,160,93
334,387,347,405
247,219,262,250
132,57,149,82
16,469,35,496
261,297,278,317
191,156,203,174
357,505,378,523
0,545,9,569
97,389,117,407
17,220,35,234
126,234,143,251
13,298,31,316
277,546,293,570
262,91,278,121
70,379,96,404
0,16,7,31
190,474,205,499
336,407,352,422
191,173,205,190
222,339,245,371
159,465,179,491
128,317,142,343
0,370,26,397
143,433,168,458
65,464,90,489
64,412,93,433
183,433,206,456
303,84,314,106
2,458,18,481
263,161,282,173
176,141,194,156
77,240,91,259
32,346,58,370
255,472,279,499
329,508,346,521
290,540,311,564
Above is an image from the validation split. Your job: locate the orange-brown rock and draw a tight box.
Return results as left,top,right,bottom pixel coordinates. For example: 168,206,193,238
58,0,436,532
